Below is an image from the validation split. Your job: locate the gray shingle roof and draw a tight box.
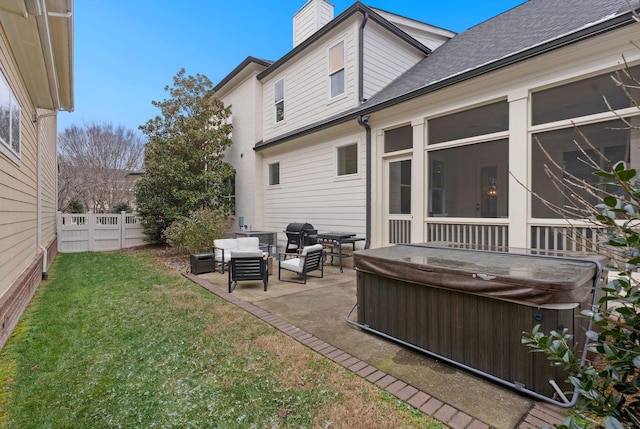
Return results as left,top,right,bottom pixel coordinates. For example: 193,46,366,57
363,0,630,108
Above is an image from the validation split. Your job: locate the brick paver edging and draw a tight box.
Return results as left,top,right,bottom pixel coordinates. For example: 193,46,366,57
184,272,563,429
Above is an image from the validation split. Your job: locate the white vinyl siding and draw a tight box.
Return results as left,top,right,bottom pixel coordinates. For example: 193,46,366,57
262,132,366,245
263,25,358,142
293,0,334,47
218,63,266,233
363,22,425,102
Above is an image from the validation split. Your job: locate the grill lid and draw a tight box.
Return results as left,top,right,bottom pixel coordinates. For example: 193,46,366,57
285,222,315,233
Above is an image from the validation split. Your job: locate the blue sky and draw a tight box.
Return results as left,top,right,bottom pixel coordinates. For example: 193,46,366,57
59,0,525,134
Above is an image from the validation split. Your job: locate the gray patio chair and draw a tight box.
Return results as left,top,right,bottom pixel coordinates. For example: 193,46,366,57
228,250,268,293
278,244,324,284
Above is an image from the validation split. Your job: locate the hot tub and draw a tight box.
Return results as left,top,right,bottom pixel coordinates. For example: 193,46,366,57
350,244,605,405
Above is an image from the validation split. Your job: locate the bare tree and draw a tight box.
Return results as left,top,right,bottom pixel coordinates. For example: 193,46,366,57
58,123,144,213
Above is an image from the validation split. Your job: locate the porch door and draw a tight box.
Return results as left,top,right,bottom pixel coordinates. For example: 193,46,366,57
385,156,412,244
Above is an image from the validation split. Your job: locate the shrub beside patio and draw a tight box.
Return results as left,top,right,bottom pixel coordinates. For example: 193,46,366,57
0,248,442,428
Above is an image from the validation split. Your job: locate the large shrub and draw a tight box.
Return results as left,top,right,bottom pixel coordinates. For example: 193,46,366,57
164,208,233,254
135,69,234,243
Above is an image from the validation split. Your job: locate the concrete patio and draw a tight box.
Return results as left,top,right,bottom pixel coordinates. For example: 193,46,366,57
185,259,566,429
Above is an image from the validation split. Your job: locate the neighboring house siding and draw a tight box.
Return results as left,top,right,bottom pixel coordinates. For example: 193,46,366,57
263,21,359,141
0,27,59,349
362,22,425,102
0,30,40,300
38,112,58,242
262,128,366,247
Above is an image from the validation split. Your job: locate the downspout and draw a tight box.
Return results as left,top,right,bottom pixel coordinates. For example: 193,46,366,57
35,110,58,280
357,115,371,249
358,10,368,103
357,11,371,249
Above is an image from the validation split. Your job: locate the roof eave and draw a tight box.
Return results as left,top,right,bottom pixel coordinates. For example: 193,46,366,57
213,56,273,93
255,10,639,152
0,0,74,112
256,2,431,81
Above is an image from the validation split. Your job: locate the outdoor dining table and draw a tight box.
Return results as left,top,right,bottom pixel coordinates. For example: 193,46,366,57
316,232,365,272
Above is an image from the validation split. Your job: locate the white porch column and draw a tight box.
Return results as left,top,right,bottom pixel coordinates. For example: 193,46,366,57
508,89,530,250
411,118,425,243
371,128,384,249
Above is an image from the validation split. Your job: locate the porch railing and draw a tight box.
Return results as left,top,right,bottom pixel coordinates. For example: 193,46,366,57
425,220,604,254
426,220,509,250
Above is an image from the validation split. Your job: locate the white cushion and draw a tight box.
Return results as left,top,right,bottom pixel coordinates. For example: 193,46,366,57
300,244,323,256
237,236,260,251
282,244,324,271
280,257,303,273
231,250,263,258
214,238,238,261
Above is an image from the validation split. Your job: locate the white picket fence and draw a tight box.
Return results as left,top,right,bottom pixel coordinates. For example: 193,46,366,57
57,212,147,253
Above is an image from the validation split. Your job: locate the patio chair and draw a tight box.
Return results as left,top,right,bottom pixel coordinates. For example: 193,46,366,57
228,250,268,293
278,244,324,284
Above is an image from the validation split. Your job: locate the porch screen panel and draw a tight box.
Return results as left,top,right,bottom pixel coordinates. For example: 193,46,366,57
428,101,508,144
532,65,640,125
428,139,508,218
531,120,630,218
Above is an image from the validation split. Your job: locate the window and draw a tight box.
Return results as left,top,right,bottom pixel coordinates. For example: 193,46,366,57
274,79,284,123
337,143,357,176
428,101,508,144
389,159,411,214
223,175,236,213
269,162,280,186
329,41,344,98
384,125,413,153
0,71,20,157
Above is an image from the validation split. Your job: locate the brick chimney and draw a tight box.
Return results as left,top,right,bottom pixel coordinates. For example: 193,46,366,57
293,0,334,47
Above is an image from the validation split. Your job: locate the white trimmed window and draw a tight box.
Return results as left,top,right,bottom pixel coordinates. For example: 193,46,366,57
329,41,345,98
337,143,357,176
0,71,20,158
274,79,285,123
269,162,280,186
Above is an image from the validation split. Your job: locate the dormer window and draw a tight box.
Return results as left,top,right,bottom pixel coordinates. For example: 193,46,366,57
274,79,285,123
329,41,344,98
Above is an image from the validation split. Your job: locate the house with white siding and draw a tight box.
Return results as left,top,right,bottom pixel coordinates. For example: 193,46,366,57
215,0,640,254
0,0,73,348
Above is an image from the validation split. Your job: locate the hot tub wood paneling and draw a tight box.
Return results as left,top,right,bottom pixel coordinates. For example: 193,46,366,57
354,245,602,399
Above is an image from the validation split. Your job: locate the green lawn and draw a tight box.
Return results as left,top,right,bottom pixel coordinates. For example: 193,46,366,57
0,249,443,428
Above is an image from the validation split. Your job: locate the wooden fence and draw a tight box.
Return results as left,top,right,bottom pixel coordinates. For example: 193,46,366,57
57,212,147,253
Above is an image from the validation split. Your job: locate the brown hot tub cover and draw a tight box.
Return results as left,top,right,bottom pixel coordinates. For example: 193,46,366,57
353,244,605,306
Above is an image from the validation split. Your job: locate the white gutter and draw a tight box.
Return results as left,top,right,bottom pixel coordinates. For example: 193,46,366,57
34,0,62,110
